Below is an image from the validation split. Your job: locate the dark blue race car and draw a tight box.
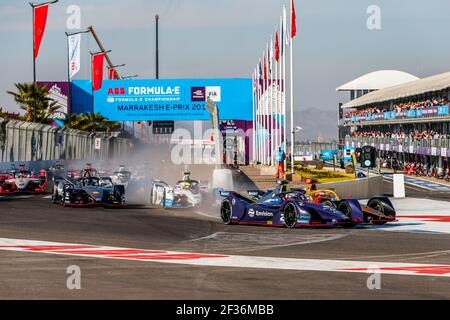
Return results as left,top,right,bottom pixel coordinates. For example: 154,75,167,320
220,180,357,229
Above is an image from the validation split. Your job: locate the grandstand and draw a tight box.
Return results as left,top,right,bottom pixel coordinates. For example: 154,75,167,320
337,70,419,142
340,71,450,180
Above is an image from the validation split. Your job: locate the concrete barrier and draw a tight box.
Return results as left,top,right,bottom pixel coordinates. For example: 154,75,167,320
260,166,277,176
318,176,384,200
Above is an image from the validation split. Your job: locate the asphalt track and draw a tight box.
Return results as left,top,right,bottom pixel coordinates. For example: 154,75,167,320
0,184,450,300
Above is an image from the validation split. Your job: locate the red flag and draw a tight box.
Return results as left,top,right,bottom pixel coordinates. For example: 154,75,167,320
109,68,117,80
34,4,49,59
275,32,280,62
92,53,105,91
291,0,297,38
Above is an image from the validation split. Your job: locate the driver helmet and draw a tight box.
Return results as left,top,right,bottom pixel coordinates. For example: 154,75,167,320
182,172,191,182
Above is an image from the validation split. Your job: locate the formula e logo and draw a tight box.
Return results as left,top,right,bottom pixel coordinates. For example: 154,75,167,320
248,208,255,218
191,87,206,102
190,86,221,102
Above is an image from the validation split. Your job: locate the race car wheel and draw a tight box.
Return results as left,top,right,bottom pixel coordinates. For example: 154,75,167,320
220,200,233,226
338,201,353,219
283,203,297,229
368,199,395,225
220,200,232,225
61,191,68,207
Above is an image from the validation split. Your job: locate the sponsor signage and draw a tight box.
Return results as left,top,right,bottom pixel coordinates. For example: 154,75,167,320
95,138,102,150
37,81,69,119
93,79,252,121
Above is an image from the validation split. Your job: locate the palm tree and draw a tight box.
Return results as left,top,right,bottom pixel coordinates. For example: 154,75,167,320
7,83,61,124
63,112,120,135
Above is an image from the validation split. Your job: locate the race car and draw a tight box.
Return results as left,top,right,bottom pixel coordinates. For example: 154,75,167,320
0,165,47,194
150,172,203,208
219,180,354,228
110,166,133,187
52,176,125,208
48,162,66,178
303,178,397,225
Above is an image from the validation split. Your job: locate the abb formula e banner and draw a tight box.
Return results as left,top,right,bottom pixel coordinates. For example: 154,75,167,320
93,78,253,121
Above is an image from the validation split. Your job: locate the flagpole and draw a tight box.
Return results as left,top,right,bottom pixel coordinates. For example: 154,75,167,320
271,33,278,166
278,18,283,154
262,51,266,165
283,6,288,173
265,44,269,166
269,37,275,166
290,0,296,175
252,70,256,163
258,62,262,164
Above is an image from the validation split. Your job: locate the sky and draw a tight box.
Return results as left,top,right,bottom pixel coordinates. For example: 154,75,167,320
2,0,450,139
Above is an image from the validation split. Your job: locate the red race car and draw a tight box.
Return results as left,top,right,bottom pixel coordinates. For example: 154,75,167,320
0,166,47,194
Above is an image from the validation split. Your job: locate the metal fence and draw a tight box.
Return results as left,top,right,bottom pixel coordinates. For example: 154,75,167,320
293,142,340,160
345,136,450,158
0,118,133,163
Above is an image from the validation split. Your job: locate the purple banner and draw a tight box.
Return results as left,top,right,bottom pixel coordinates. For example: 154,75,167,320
37,81,70,119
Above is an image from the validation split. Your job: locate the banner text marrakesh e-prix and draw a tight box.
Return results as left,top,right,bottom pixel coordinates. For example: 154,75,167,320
93,79,253,121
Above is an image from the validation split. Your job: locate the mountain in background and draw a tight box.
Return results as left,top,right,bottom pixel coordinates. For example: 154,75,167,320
294,107,338,142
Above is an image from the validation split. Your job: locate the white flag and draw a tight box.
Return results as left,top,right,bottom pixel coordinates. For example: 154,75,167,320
283,5,290,47
68,34,81,79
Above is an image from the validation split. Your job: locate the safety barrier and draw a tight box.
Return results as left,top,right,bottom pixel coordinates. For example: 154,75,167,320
0,118,133,163
345,136,450,157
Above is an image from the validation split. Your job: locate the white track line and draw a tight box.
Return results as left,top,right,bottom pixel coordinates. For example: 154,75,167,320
0,238,450,277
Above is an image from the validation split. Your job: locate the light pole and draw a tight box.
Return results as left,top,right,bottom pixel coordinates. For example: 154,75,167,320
292,126,302,168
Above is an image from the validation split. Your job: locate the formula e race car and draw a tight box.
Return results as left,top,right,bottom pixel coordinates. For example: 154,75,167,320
303,179,397,225
110,166,133,187
0,165,47,194
219,180,354,228
52,176,125,208
150,172,203,208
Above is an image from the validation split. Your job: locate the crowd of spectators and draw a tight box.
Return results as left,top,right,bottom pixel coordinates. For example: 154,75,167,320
345,97,449,118
351,130,450,141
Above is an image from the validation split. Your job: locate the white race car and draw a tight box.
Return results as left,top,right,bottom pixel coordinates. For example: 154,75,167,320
150,173,204,208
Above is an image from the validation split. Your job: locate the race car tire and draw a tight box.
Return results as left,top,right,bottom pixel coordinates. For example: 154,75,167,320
368,199,395,225
61,191,69,207
337,201,353,219
283,203,297,229
220,200,233,225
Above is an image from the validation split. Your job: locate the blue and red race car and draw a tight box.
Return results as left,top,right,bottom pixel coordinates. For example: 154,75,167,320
219,180,396,229
220,180,353,228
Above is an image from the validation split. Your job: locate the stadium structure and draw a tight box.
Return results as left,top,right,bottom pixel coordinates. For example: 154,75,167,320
339,70,450,176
